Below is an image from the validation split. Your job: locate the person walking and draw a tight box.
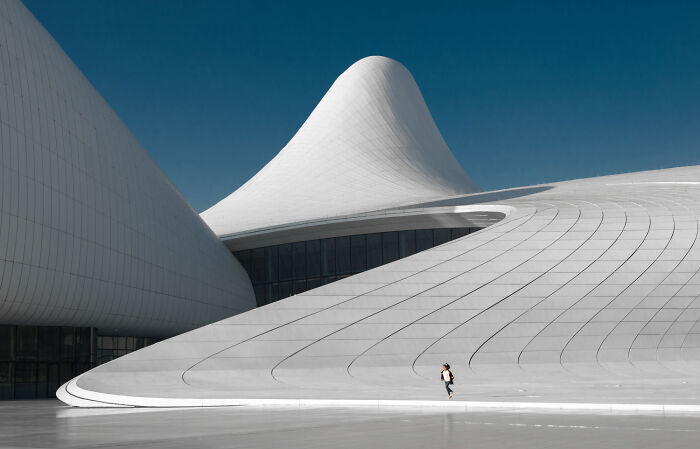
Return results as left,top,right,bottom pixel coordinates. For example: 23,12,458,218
441,363,454,399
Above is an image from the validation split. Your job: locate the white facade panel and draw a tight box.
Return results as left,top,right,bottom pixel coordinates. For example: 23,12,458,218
0,0,256,337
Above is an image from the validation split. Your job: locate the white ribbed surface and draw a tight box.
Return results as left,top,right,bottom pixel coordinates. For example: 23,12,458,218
201,56,480,237
60,165,700,407
0,0,255,337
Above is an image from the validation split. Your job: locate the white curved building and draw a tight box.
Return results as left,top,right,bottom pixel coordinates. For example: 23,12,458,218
201,56,480,238
57,54,700,406
58,165,700,408
0,0,255,398
2,0,699,409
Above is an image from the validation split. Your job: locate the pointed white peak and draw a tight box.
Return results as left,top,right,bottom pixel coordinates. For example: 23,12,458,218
202,56,480,237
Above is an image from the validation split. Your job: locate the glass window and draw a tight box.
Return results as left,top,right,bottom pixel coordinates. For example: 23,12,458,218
350,234,367,273
266,283,279,303
335,236,351,274
320,238,336,276
76,363,92,377
251,248,266,283
75,328,92,363
101,336,113,350
36,363,49,398
253,285,266,306
15,326,37,360
2,326,100,398
14,362,36,399
265,246,278,282
366,233,382,269
434,228,451,246
278,281,292,300
235,250,252,273
293,279,307,294
382,232,399,264
278,244,293,281
399,230,416,258
47,363,59,389
292,242,306,279
306,278,321,291
0,362,12,400
226,226,481,306
0,326,14,360
306,240,321,277
451,228,469,239
415,229,433,252
37,327,60,362
60,328,74,361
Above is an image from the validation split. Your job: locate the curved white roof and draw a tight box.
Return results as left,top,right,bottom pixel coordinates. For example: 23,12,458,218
201,56,480,237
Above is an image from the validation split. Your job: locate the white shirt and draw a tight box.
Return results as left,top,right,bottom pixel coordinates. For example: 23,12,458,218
442,370,451,381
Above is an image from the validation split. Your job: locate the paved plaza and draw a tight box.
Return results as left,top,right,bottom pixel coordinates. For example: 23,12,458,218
2,401,700,449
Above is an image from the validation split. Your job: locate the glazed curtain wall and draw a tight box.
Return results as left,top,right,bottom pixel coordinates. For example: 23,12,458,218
0,326,92,399
0,325,159,399
234,227,481,306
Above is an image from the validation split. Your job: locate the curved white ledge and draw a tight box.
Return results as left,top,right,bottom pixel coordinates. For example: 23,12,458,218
223,204,514,251
58,373,700,414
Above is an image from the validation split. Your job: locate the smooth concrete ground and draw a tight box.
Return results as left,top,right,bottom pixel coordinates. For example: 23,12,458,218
2,400,700,449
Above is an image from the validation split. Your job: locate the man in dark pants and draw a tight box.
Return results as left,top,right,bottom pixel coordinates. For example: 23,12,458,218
441,363,454,399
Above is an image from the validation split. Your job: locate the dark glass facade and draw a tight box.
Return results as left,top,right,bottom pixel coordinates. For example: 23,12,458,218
234,227,481,306
96,335,160,365
0,325,92,400
0,325,159,400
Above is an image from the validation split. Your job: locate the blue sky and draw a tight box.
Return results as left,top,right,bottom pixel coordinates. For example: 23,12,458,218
24,0,700,212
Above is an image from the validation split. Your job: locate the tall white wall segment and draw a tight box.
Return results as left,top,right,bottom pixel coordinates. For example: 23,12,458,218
58,166,700,407
201,56,480,237
0,0,256,337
